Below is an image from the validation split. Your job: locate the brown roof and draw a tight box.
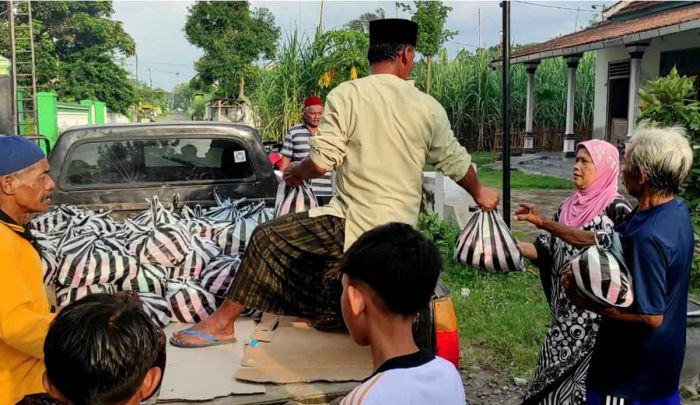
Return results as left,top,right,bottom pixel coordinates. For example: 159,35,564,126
611,1,663,18
503,2,700,63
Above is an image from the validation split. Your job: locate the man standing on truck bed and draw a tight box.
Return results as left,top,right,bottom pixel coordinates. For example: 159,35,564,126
0,136,57,404
170,18,499,348
279,95,334,206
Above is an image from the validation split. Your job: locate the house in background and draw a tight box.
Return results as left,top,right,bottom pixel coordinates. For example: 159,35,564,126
505,1,700,156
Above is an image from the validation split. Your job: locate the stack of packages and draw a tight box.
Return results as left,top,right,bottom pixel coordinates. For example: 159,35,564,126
30,194,274,327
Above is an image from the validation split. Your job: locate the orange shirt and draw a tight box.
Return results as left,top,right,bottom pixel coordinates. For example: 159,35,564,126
0,214,55,405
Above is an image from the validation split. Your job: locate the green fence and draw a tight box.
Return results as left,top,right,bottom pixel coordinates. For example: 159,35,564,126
35,92,109,147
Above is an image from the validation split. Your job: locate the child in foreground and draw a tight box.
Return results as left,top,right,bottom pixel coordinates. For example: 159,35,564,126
42,294,166,405
339,223,466,404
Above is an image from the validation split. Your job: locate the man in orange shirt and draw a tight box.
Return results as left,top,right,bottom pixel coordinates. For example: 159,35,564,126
0,136,56,405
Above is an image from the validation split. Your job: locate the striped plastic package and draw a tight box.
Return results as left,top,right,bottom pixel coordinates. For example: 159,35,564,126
56,231,139,288
130,197,192,267
170,235,221,279
570,231,634,308
200,255,241,302
454,210,525,272
274,182,318,217
30,204,85,234
57,283,118,307
139,292,173,327
33,230,59,285
121,263,168,296
211,217,259,256
166,279,218,323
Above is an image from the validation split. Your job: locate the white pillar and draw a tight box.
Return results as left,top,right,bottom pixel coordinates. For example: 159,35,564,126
626,44,648,138
524,61,539,153
564,55,581,158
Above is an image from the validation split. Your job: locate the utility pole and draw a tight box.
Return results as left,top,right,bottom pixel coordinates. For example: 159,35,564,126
148,67,152,88
316,0,324,37
134,53,140,123
501,0,511,227
574,7,580,31
478,8,482,49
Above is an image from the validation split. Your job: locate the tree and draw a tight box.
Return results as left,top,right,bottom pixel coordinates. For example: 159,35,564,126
184,1,279,99
637,67,700,214
399,1,457,95
345,8,385,33
0,1,137,113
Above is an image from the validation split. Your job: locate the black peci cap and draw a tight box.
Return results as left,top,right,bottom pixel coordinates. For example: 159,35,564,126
369,18,418,47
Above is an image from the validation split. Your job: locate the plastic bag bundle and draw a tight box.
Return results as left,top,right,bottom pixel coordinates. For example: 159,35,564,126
571,231,634,308
56,231,138,288
200,255,241,300
241,201,274,225
202,191,244,222
121,264,168,296
33,231,59,285
274,182,318,217
30,204,86,234
171,235,221,279
57,283,118,307
62,211,119,235
211,218,258,256
166,280,217,323
130,197,191,267
139,293,172,327
454,210,525,273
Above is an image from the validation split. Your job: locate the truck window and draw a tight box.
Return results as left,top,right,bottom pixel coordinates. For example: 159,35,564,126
65,138,255,186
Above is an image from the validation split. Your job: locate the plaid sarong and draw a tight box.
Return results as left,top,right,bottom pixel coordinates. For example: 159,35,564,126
227,212,345,327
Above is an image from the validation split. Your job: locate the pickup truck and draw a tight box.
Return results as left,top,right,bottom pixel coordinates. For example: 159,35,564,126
37,122,462,404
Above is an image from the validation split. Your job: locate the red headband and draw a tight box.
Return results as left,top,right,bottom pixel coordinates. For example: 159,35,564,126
304,96,322,108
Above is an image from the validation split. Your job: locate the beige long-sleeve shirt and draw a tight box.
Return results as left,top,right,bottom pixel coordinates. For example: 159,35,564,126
309,73,471,250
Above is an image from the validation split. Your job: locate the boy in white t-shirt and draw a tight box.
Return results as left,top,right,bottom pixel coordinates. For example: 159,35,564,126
339,223,466,405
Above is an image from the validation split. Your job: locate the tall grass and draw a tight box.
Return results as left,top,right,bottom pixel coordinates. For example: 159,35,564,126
249,29,595,150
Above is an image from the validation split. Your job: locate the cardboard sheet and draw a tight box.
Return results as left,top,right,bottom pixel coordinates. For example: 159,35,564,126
159,320,266,400
235,319,373,384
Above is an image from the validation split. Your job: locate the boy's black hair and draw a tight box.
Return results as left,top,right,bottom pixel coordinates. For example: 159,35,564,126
44,294,166,405
340,222,442,316
367,43,412,64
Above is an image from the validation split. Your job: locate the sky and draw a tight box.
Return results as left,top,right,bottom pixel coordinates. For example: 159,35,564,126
112,0,613,91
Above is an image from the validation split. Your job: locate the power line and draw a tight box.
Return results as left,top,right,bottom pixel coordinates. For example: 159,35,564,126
514,1,599,13
448,40,479,48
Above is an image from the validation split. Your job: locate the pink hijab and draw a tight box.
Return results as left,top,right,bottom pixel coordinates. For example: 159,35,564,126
559,140,622,228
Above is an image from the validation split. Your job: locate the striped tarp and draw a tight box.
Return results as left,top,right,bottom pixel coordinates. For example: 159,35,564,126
454,210,525,273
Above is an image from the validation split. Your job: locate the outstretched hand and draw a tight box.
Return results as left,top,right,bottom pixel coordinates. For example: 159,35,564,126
283,162,303,187
514,203,544,228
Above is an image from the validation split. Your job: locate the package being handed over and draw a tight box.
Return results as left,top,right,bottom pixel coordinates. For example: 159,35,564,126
274,181,318,217
454,210,525,272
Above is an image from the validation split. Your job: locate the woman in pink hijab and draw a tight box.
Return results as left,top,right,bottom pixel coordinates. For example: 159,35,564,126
515,140,631,405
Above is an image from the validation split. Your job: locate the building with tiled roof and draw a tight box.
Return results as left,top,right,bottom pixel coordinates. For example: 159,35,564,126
497,1,700,155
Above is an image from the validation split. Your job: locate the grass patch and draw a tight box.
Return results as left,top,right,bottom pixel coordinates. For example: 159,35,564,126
419,213,549,377
424,151,572,190
442,261,549,377
478,167,571,190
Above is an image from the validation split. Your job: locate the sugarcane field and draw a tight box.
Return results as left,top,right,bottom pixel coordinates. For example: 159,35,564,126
1,1,699,404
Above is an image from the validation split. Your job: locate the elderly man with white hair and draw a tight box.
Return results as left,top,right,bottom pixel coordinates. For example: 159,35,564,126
559,125,695,405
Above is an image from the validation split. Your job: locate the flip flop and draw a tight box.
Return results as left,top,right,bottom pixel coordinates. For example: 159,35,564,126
169,330,237,348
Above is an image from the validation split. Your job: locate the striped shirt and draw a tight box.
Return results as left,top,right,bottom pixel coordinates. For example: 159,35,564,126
281,123,334,197
341,351,466,405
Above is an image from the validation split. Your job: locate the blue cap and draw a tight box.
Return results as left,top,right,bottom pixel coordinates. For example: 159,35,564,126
0,136,46,176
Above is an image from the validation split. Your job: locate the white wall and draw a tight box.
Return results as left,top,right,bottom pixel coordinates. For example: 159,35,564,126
592,28,700,139
57,111,90,134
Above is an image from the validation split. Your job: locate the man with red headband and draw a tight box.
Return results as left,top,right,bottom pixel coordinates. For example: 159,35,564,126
171,19,498,349
279,96,333,205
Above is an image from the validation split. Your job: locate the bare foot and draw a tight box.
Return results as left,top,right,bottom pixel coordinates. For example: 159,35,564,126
170,301,243,346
